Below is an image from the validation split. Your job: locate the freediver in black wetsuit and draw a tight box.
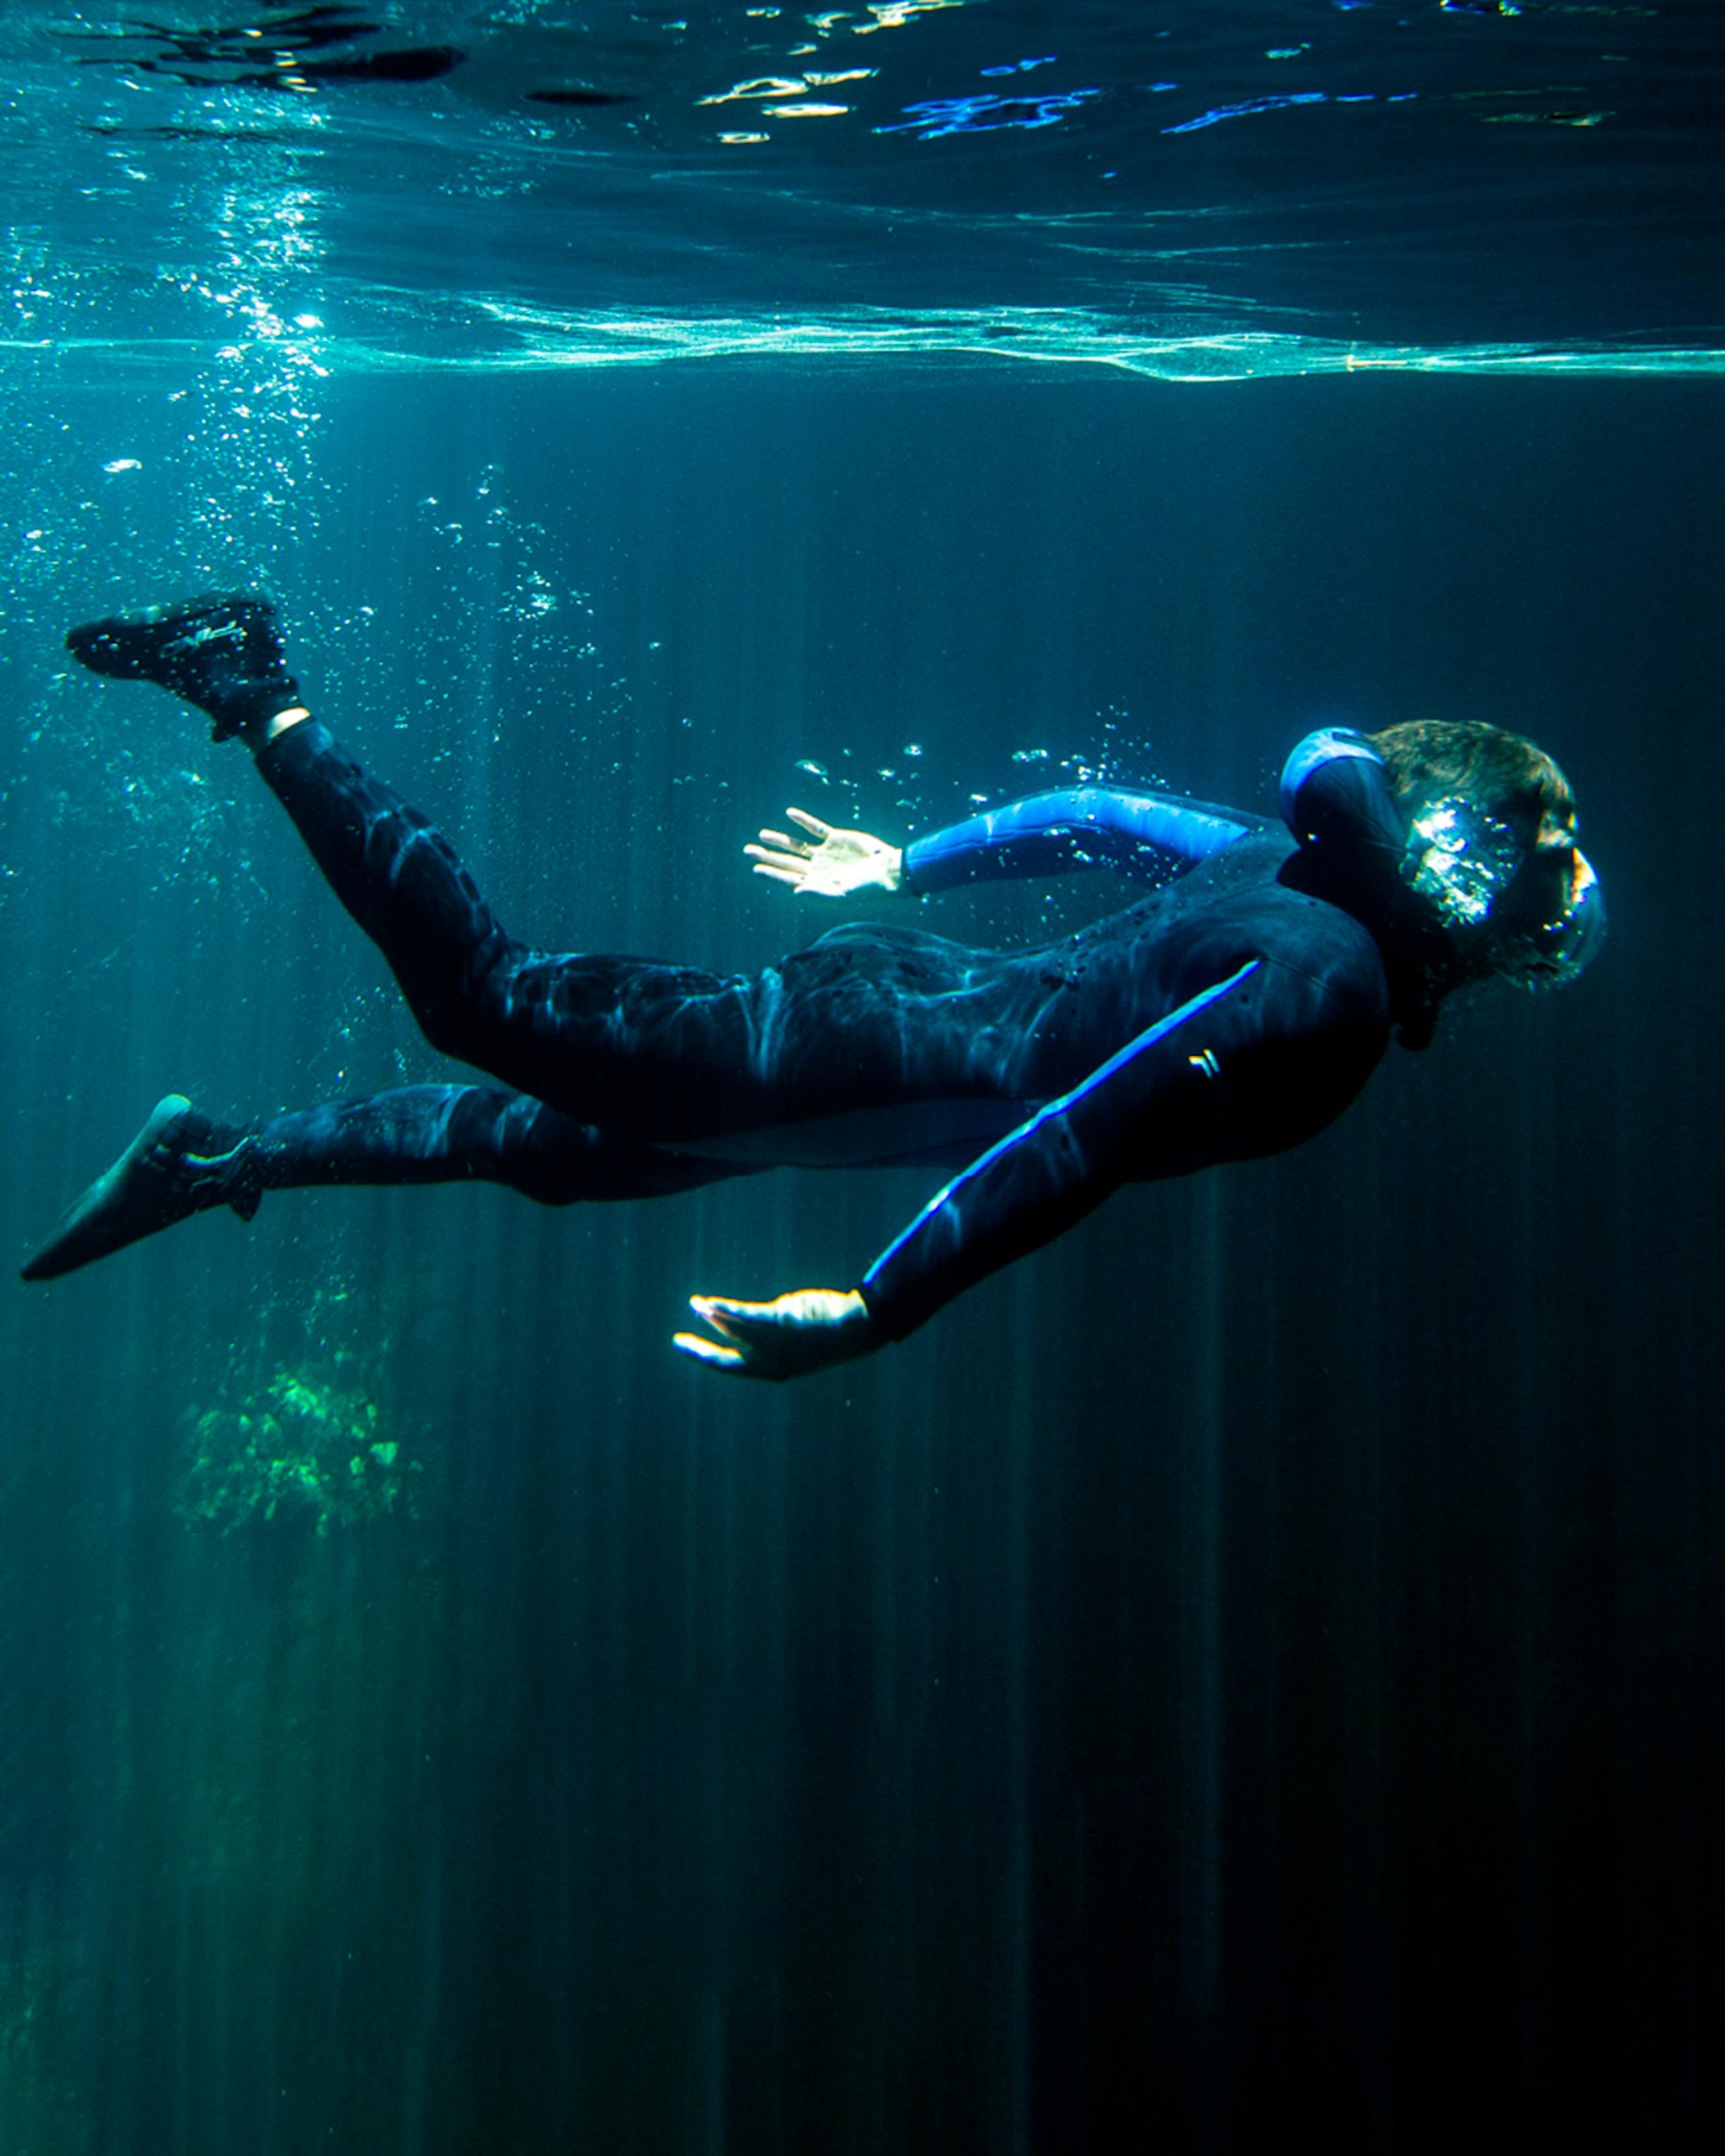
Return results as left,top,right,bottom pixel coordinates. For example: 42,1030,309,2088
22,596,1604,1380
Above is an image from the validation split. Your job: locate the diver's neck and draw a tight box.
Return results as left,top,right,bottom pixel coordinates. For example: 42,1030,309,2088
1278,842,1456,1049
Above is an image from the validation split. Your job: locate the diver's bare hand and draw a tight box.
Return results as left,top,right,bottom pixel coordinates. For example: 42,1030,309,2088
747,808,903,898
674,1287,881,1381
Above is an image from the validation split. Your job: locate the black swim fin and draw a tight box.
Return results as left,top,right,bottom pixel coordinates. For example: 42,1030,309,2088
21,1096,261,1282
65,594,301,742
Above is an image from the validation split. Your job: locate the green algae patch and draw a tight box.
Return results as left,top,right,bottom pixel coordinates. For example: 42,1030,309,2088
183,1366,417,1534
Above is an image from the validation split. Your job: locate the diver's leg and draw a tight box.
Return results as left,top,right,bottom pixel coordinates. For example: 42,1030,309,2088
250,716,770,1131
64,596,524,1055
248,1085,760,1204
20,1085,758,1282
65,596,762,1130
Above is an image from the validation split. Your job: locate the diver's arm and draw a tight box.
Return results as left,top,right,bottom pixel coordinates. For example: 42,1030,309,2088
748,788,1253,903
900,788,1253,893
858,959,1266,1341
675,958,1268,1378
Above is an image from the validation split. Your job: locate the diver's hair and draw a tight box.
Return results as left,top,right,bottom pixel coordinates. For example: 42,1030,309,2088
1367,719,1574,845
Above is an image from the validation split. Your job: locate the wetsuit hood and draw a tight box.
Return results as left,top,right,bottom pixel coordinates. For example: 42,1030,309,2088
1276,725,1604,1045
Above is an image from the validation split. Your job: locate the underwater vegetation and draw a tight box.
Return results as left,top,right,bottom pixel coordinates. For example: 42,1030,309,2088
181,1364,415,1535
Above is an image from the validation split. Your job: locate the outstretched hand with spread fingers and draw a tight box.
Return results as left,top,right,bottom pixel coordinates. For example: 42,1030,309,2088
746,809,904,899
675,1286,882,1381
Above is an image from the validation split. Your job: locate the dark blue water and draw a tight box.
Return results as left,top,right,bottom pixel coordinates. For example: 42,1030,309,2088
2,8,1723,2153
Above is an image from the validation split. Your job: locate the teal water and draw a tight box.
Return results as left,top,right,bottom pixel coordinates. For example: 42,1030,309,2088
5,1,1725,373
2,7,1723,2153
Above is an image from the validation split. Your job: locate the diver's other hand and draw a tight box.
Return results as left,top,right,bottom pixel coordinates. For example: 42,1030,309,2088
674,1287,881,1381
747,808,903,898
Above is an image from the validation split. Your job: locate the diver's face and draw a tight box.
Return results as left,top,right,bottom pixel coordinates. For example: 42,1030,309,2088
1525,800,1594,929
1495,800,1603,985
1539,842,1597,922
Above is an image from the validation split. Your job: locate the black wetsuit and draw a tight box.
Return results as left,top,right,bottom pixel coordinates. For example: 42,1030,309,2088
240,721,1437,1339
